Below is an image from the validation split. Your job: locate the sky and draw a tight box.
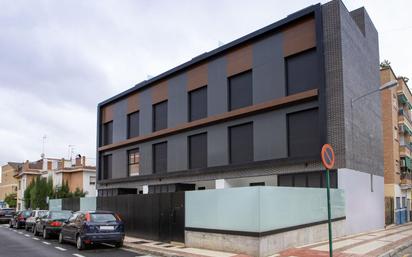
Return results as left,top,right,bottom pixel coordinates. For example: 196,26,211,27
0,0,411,166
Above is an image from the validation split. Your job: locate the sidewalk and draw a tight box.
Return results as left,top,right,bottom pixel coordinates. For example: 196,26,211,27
123,223,412,257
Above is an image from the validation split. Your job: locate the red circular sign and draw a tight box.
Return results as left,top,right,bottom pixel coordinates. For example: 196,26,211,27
321,144,335,169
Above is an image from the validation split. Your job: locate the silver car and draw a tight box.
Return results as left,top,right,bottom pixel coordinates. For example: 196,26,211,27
25,210,47,232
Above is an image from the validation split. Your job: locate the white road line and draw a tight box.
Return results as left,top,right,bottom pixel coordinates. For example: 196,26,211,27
24,234,30,237
72,254,85,257
42,241,51,245
55,247,67,251
18,232,23,234
33,237,40,240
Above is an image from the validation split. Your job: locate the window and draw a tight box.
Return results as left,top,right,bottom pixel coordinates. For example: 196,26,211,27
396,197,401,209
278,171,337,188
188,133,207,169
189,86,207,121
127,111,140,138
402,197,406,208
228,71,253,111
102,121,113,145
250,182,265,186
102,154,112,180
229,122,254,164
288,108,320,158
89,176,96,185
153,101,168,132
197,187,206,190
128,149,140,176
153,142,167,173
286,48,319,95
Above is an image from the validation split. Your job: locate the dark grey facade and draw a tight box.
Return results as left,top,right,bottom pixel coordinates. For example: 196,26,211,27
96,0,382,195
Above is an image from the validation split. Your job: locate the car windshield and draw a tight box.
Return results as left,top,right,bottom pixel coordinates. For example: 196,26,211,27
37,211,47,217
50,212,71,220
22,211,32,217
90,213,117,222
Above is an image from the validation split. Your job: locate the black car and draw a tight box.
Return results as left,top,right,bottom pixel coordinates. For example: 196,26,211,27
59,211,124,250
0,208,15,224
9,210,32,229
33,210,72,239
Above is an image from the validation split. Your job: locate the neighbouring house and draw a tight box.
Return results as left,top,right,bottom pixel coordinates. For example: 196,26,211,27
40,155,96,197
0,162,20,204
15,155,96,210
96,0,383,254
14,160,43,210
381,66,412,225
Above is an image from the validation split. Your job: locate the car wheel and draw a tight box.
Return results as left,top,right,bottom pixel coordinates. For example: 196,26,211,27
43,228,49,239
24,224,28,231
33,226,39,236
58,233,64,244
9,221,12,228
76,235,85,250
115,241,123,248
16,223,20,229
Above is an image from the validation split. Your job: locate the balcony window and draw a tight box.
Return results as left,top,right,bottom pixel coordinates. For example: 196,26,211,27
128,149,140,176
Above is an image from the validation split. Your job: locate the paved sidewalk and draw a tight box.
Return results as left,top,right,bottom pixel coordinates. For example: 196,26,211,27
123,223,412,257
278,223,412,257
123,236,247,257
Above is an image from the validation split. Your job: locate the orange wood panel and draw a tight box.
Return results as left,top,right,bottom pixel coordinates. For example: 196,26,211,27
127,93,140,114
151,81,168,104
282,17,316,57
227,44,253,77
187,63,208,91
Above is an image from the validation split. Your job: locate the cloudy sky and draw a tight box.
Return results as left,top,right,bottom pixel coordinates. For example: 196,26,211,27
0,0,411,166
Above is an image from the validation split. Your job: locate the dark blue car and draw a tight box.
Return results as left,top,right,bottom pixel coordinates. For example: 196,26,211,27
59,211,124,250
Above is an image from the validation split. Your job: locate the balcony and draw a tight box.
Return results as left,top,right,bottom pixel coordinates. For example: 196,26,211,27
400,172,412,187
400,144,412,157
399,109,412,125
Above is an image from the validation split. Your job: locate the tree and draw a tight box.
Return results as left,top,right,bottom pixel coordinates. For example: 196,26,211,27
24,180,35,209
380,59,391,69
54,180,72,199
29,177,50,210
73,188,87,198
4,193,17,208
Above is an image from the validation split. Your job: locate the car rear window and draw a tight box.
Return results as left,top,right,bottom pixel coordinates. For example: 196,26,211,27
22,211,32,217
90,213,117,222
50,212,72,220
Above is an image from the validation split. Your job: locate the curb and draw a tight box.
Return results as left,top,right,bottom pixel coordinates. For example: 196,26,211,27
123,243,187,257
378,240,412,257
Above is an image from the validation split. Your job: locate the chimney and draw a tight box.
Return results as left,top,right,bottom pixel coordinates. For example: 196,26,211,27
82,156,86,167
23,160,29,171
75,155,82,167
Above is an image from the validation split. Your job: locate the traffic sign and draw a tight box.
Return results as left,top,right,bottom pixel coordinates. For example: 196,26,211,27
321,144,335,169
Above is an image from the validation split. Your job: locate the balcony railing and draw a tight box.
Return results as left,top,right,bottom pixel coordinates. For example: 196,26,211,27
400,172,412,185
399,109,412,125
400,143,412,153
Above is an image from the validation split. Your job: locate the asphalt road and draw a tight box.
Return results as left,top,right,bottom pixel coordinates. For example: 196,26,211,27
0,224,155,257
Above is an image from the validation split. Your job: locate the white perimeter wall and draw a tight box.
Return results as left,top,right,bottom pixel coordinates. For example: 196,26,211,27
338,168,384,234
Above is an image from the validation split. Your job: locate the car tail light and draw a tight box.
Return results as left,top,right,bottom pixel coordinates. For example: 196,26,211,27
85,212,91,222
50,221,62,227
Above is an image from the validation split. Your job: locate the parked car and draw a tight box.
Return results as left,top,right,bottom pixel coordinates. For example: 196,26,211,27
9,210,32,229
33,210,72,239
0,208,15,224
59,211,124,250
25,210,47,232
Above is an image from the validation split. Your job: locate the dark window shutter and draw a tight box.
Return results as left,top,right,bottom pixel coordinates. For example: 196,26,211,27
286,49,319,95
103,121,113,145
153,142,167,173
103,154,112,180
153,101,168,132
189,87,207,122
287,108,320,158
229,71,253,111
229,122,254,164
189,133,207,169
128,111,140,138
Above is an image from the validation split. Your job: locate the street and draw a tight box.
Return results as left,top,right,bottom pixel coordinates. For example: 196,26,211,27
0,224,156,257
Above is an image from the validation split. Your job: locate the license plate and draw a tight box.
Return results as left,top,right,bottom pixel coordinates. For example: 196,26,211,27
100,226,114,230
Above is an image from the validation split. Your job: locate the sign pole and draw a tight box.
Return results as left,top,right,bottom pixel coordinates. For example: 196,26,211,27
326,168,333,257
321,144,335,257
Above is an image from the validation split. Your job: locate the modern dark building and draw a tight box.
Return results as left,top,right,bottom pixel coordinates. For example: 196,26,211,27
97,0,383,234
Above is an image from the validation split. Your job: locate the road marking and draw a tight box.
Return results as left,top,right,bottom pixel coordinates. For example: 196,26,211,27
33,237,40,240
24,234,30,237
72,254,85,257
42,241,51,245
18,232,23,234
55,247,67,251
